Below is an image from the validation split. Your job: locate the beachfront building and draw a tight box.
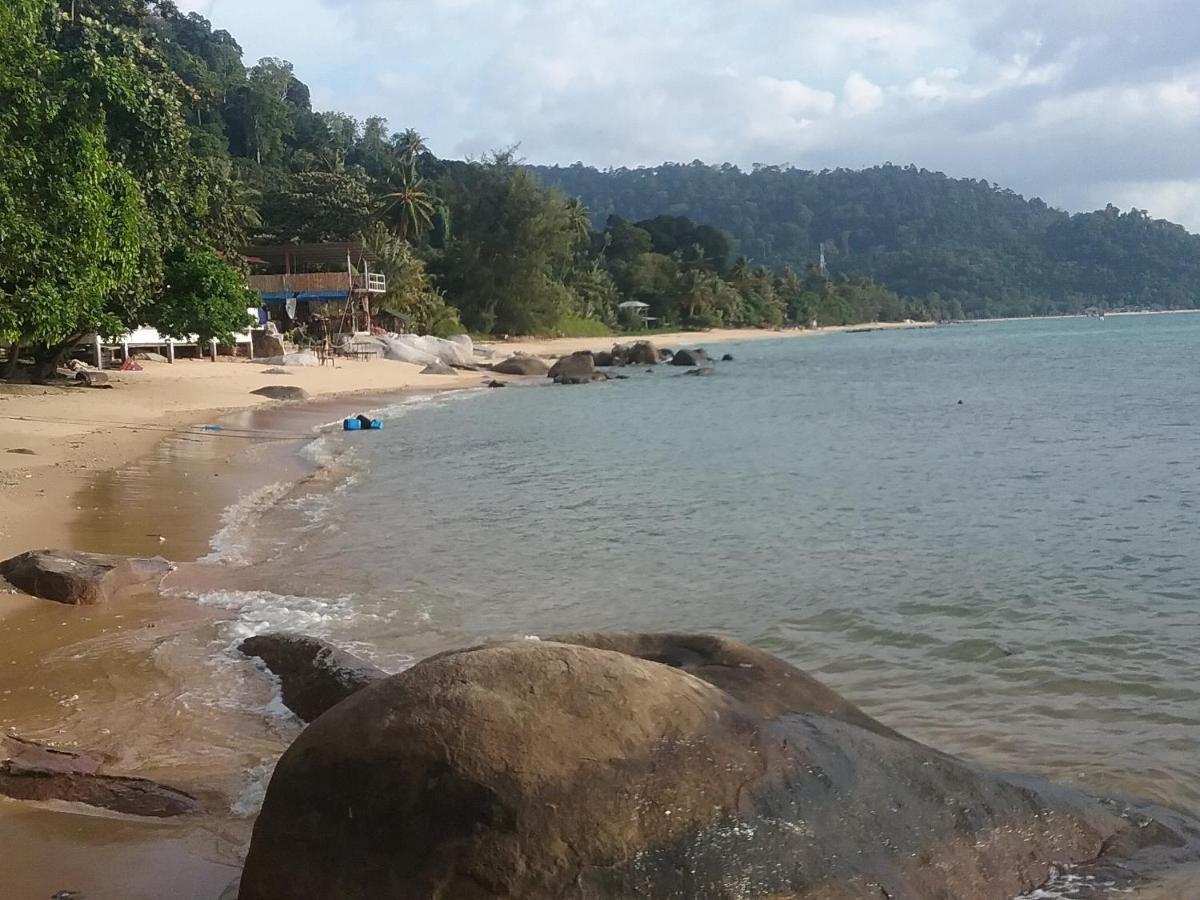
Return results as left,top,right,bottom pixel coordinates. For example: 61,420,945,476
243,242,387,337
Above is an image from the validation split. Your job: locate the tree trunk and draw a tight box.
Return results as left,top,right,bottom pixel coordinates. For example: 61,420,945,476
30,334,83,384
3,343,22,381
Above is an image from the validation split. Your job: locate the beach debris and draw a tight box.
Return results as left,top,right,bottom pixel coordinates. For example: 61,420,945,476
669,347,711,367
259,367,291,376
419,360,457,376
238,633,1186,900
0,549,172,606
51,891,84,900
238,633,386,723
73,370,111,388
492,354,550,376
0,733,202,818
133,351,169,363
343,414,383,431
118,358,143,372
721,353,735,362
251,385,310,402
6,448,36,455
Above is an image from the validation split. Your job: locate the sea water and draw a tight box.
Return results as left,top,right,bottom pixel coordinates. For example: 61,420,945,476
207,314,1200,822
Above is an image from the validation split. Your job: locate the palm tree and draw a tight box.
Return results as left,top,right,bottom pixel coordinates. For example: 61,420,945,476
564,197,591,245
395,128,429,166
378,163,434,243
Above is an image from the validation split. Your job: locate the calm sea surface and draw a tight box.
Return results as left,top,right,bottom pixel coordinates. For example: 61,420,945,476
209,314,1200,820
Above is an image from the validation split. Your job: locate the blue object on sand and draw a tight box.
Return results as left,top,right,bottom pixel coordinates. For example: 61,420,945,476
343,416,384,432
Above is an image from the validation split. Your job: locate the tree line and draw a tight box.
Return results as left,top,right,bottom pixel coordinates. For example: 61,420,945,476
531,162,1200,318
6,1,1197,382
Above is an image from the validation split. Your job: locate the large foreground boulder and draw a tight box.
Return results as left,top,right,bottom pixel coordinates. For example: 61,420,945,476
0,734,201,817
238,633,386,723
621,340,660,365
492,354,550,376
239,633,1179,900
0,550,172,605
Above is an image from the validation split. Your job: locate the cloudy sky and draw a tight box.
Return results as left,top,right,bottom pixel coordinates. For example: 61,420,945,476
179,0,1200,229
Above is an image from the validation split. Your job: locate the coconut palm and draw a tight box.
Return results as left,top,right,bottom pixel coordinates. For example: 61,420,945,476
396,128,429,166
378,163,434,243
564,196,591,245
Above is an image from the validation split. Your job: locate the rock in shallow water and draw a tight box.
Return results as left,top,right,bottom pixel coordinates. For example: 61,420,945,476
0,549,172,605
238,633,386,723
238,632,1179,900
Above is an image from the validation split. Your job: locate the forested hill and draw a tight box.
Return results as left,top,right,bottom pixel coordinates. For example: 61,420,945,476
530,163,1200,318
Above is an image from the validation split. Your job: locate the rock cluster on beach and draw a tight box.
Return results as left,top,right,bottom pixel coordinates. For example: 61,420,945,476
237,632,1186,900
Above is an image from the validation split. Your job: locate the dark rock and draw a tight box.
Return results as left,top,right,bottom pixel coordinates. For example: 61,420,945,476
547,351,595,381
592,350,614,367
6,448,36,455
486,380,507,388
721,353,734,361
239,633,1177,900
74,370,110,388
0,550,172,605
259,368,290,376
657,348,674,362
238,633,386,723
670,348,710,367
686,366,717,376
419,361,456,376
0,733,201,817
614,340,662,367
251,385,310,402
554,371,608,385
251,329,285,359
492,355,550,376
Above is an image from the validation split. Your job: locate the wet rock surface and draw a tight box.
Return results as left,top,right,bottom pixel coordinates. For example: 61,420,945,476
238,632,386,723
239,633,1183,900
0,734,201,818
0,550,172,605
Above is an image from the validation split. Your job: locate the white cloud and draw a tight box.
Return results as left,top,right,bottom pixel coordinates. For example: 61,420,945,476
175,0,1200,230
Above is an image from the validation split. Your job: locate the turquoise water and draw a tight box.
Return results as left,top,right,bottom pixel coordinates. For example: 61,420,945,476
218,315,1200,819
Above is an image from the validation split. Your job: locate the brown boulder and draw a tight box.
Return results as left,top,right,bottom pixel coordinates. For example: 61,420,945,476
251,329,285,359
623,340,660,365
492,354,550,376
239,633,386,723
239,633,1175,900
0,550,172,605
546,350,594,380
0,733,201,817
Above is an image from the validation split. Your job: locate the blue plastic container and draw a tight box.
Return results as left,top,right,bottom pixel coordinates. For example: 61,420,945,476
343,417,363,431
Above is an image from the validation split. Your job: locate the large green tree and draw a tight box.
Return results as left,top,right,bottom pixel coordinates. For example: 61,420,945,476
0,0,261,379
